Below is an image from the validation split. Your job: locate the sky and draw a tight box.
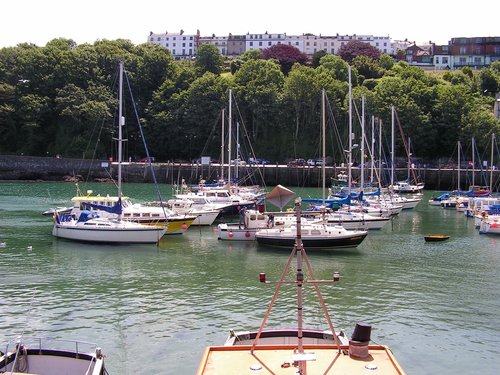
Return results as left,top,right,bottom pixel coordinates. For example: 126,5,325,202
1,0,498,48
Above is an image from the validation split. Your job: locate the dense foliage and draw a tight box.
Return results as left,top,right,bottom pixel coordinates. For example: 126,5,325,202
0,38,498,165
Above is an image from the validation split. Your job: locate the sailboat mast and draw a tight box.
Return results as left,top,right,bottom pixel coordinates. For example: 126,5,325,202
458,141,461,191
228,90,232,187
370,116,375,184
407,137,411,181
360,96,365,192
490,133,495,193
322,88,326,204
348,66,353,194
118,62,124,199
379,119,383,190
221,109,224,182
391,106,395,189
472,137,475,187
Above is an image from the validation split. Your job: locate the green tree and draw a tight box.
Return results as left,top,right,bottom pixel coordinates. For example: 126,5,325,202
233,59,284,146
352,55,383,80
195,44,223,75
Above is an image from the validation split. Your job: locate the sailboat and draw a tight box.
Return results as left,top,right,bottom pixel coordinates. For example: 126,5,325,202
197,197,405,374
52,62,166,244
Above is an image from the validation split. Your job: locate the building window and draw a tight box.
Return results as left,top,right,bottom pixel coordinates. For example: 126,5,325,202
173,43,176,47
250,41,253,46
459,57,466,64
259,41,262,46
460,47,466,54
436,57,440,64
475,47,481,54
474,57,482,64
157,37,160,41
182,43,186,47
268,41,271,46
443,57,448,64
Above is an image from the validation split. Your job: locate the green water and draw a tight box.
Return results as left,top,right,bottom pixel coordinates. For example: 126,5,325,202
0,181,498,374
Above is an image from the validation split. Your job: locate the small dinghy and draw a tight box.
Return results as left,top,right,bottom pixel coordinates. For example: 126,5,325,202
424,234,450,242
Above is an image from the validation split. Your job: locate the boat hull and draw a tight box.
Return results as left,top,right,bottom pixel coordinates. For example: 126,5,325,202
218,224,258,240
0,338,106,375
424,235,450,242
53,224,165,243
256,232,367,249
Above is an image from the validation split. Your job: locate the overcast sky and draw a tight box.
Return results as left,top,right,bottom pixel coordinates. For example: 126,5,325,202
1,0,498,48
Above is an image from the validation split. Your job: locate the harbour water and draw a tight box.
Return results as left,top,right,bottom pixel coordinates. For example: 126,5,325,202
0,181,498,374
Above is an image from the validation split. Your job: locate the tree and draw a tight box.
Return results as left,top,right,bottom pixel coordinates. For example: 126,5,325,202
284,65,321,146
318,54,350,82
338,40,381,63
261,44,308,75
234,59,284,143
378,53,394,70
311,50,327,68
195,44,223,75
352,55,383,80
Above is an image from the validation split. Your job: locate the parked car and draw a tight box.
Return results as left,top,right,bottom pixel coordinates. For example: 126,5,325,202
307,158,323,166
287,158,306,166
249,157,272,165
231,158,246,165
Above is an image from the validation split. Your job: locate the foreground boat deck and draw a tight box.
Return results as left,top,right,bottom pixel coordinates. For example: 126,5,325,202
197,344,405,374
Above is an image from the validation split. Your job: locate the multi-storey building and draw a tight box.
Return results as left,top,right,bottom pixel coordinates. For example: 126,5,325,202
284,34,304,53
449,37,500,69
432,44,451,69
147,31,499,70
199,34,228,55
245,32,287,52
148,31,197,59
227,34,246,56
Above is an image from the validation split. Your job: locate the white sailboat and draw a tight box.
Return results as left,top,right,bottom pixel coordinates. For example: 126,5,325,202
52,62,166,244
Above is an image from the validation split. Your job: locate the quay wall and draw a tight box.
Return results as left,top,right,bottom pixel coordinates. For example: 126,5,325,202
0,155,498,192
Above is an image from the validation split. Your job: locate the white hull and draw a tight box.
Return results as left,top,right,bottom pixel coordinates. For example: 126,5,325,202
479,216,500,234
1,337,105,375
217,224,258,240
53,219,165,243
313,212,390,230
190,210,220,226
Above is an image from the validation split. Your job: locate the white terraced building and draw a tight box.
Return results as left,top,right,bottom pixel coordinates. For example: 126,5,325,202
148,30,393,58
